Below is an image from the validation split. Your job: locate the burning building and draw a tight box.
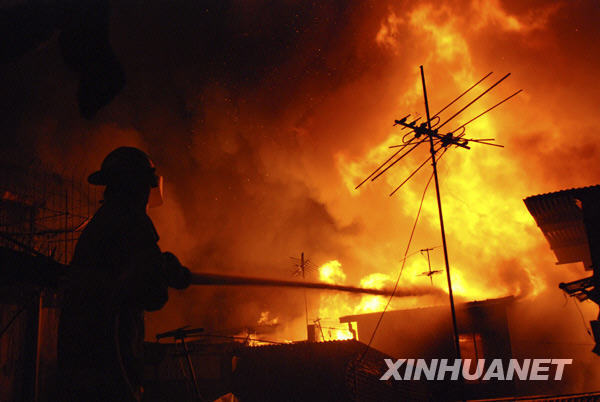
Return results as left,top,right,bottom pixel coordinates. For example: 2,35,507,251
339,294,600,399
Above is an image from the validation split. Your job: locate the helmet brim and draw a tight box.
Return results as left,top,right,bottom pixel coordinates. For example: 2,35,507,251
88,170,108,185
88,168,159,187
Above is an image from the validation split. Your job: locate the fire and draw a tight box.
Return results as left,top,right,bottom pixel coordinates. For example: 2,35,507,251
334,3,552,306
318,260,346,284
32,0,580,350
7,2,600,394
315,261,398,341
308,3,562,338
356,273,391,313
257,311,279,326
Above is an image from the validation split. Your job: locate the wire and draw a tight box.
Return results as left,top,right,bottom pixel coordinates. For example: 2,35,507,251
397,248,432,265
168,333,286,345
355,136,426,189
370,139,427,182
572,297,593,338
389,151,436,196
561,291,569,308
449,89,522,135
437,73,511,131
0,305,27,339
431,71,493,120
358,172,434,362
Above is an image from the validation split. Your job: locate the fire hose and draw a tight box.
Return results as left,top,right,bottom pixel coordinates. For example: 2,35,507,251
189,272,441,297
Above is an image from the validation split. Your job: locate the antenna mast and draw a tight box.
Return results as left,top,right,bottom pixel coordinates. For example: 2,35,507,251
355,65,520,360
290,251,317,340
420,65,461,360
301,252,309,337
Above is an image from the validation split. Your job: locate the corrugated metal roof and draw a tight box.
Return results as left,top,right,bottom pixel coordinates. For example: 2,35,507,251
231,339,432,401
339,296,515,322
523,185,600,268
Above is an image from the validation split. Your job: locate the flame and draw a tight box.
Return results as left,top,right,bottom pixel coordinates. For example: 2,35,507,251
318,260,346,284
258,311,279,326
55,0,584,350
310,3,564,338
355,273,391,313
315,261,400,341
334,2,553,306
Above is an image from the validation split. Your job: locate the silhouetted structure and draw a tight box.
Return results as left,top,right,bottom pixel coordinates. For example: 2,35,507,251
232,340,432,401
0,163,96,402
143,341,238,402
525,186,600,353
1,0,125,118
143,339,430,401
341,297,515,400
341,295,600,398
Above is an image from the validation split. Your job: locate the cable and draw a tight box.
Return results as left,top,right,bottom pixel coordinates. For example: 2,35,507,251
355,136,424,189
431,72,493,120
184,333,286,345
358,172,434,362
0,305,27,339
436,73,511,131
449,89,522,135
561,291,568,308
572,297,593,338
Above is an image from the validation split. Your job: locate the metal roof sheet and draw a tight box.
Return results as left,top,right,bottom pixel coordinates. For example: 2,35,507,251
524,185,600,268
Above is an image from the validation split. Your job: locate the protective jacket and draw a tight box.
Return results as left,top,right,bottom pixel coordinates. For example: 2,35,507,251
58,195,186,401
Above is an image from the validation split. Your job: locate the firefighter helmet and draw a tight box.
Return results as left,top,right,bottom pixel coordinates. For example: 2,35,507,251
88,147,159,187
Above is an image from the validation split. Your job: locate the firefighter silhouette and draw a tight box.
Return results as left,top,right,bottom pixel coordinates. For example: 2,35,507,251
58,147,190,401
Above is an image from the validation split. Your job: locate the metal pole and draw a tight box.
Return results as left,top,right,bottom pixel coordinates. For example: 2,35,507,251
420,65,461,360
301,252,310,340
179,337,204,401
425,248,433,286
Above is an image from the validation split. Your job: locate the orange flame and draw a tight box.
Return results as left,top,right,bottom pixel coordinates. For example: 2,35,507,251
310,3,566,341
315,261,398,341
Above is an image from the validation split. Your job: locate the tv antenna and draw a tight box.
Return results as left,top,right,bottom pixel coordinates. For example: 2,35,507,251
418,247,442,285
289,252,317,339
355,65,521,360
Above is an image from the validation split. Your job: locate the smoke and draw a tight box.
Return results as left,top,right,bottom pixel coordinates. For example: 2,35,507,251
2,0,600,390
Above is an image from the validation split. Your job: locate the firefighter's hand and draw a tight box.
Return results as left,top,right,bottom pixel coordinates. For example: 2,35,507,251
162,252,191,290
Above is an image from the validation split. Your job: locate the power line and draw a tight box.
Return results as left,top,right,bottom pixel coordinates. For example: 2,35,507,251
359,172,434,362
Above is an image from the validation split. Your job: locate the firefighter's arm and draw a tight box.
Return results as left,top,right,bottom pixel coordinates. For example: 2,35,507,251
123,250,190,310
118,214,189,310
123,246,169,312
162,251,191,290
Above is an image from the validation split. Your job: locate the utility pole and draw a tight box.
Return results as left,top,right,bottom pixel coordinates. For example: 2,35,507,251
420,65,461,359
290,251,314,340
355,65,520,361
301,252,309,338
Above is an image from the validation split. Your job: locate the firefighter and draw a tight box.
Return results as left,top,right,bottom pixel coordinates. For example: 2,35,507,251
58,147,190,401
